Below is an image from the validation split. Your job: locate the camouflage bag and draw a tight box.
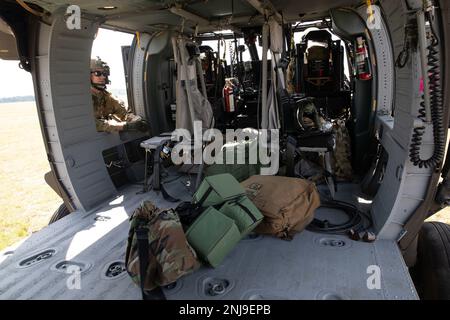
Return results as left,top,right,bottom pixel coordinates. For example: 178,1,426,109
125,201,201,299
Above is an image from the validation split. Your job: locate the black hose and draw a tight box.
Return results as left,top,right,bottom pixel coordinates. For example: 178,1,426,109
307,200,371,235
409,11,445,169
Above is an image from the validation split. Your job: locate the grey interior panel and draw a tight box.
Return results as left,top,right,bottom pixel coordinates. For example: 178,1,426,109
371,0,439,239
25,0,364,29
33,14,148,211
330,8,366,38
143,31,175,135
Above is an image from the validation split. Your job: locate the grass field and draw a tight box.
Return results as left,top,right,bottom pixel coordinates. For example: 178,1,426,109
0,101,61,251
0,101,449,251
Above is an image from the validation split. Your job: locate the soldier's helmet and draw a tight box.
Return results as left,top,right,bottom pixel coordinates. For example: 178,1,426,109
90,57,109,72
90,56,110,89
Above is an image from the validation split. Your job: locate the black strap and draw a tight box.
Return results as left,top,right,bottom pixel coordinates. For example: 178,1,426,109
236,201,258,223
176,186,214,229
322,169,338,193
135,227,166,300
136,227,149,300
176,202,202,228
152,145,162,190
286,136,297,177
160,183,179,202
152,144,179,203
196,186,213,207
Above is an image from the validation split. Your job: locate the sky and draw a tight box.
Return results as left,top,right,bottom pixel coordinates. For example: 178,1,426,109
0,60,34,98
0,28,134,99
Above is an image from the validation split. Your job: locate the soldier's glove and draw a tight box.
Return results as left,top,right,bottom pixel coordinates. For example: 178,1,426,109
137,120,149,132
124,120,149,132
123,121,140,132
126,114,142,122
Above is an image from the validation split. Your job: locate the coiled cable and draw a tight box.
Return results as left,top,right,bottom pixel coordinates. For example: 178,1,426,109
409,11,445,169
307,199,372,235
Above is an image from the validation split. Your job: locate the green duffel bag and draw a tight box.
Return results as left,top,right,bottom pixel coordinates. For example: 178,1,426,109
192,173,245,207
219,196,264,237
186,206,241,267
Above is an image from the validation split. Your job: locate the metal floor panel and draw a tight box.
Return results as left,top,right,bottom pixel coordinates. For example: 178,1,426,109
0,180,418,300
168,232,417,300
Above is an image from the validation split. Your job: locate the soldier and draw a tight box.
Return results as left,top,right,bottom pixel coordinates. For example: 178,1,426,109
90,57,149,133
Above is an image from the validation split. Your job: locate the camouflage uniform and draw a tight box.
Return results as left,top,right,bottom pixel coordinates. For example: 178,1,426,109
126,201,201,291
332,119,353,181
90,57,147,133
91,89,143,133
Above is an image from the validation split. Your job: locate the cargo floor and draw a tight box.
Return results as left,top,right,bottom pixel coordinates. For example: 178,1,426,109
0,178,418,300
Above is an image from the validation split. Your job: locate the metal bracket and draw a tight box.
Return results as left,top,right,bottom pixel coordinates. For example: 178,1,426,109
397,229,408,242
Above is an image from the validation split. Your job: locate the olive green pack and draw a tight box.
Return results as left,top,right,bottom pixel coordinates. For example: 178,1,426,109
186,174,264,267
219,196,263,237
186,207,241,267
192,173,245,207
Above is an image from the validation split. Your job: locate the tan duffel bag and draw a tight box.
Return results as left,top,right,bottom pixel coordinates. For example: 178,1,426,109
241,176,321,240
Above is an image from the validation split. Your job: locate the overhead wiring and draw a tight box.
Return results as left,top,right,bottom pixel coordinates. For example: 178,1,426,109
16,0,45,17
409,7,445,169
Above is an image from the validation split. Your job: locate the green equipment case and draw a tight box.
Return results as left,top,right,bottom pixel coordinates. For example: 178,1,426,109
192,173,245,207
219,196,263,237
186,207,241,267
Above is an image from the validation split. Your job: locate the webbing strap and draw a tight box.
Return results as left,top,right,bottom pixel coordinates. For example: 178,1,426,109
196,186,213,207
176,187,214,229
153,144,179,203
152,146,162,190
135,227,166,300
236,201,258,223
286,136,297,177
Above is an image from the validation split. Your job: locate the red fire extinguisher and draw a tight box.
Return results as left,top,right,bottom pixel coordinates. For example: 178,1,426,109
223,78,236,112
356,36,372,80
